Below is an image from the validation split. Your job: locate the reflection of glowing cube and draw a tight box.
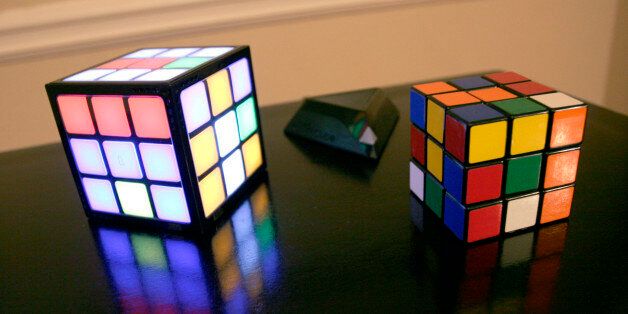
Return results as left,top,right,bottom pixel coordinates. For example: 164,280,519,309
46,46,266,230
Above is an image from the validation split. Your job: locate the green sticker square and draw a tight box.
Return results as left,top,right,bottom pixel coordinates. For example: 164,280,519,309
425,174,443,217
163,57,210,69
505,153,542,194
236,97,258,141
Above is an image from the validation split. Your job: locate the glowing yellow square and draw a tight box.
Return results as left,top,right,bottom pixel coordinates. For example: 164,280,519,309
199,167,225,217
426,138,443,182
206,69,233,115
426,100,445,143
190,126,218,175
510,113,548,155
468,121,507,164
242,133,263,177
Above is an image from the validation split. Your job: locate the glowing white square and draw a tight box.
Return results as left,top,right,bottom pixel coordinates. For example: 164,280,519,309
115,181,153,218
228,58,252,102
214,110,240,157
124,48,167,58
157,48,200,58
134,69,188,81
222,149,245,195
82,178,119,214
64,69,115,81
98,69,151,81
70,138,108,176
139,143,181,182
151,185,190,223
103,141,143,179
190,47,233,58
180,81,211,133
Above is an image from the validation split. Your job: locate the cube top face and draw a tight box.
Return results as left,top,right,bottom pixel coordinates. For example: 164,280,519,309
449,75,495,90
413,81,457,95
531,92,584,109
483,71,529,85
60,46,235,83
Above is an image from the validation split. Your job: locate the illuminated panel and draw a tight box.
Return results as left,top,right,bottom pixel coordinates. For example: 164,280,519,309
97,58,140,69
124,48,168,58
127,58,176,69
242,134,263,177
191,47,233,58
98,69,151,81
157,48,200,58
180,81,212,133
64,69,114,81
151,185,190,223
235,97,257,141
199,168,225,217
57,95,95,135
164,58,210,69
82,178,119,213
103,141,143,179
128,96,171,139
70,138,108,176
115,181,153,218
222,149,246,196
91,96,131,137
215,110,240,157
139,143,181,182
134,69,188,81
190,126,218,175
206,69,233,115
229,58,252,102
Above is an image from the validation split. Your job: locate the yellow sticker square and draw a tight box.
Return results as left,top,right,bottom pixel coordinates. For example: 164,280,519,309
206,69,233,116
242,133,263,177
426,100,445,143
190,126,218,175
510,113,548,155
199,167,225,217
426,138,443,182
468,121,507,163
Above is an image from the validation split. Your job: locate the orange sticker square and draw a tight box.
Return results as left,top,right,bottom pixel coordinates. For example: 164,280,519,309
469,87,517,102
540,186,574,224
413,81,457,95
550,106,587,148
544,149,580,188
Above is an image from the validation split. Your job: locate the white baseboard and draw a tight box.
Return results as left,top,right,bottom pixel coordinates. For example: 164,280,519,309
0,0,422,62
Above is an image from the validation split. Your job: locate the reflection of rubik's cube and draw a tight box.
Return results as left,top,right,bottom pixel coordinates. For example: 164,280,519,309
409,71,587,243
46,46,266,230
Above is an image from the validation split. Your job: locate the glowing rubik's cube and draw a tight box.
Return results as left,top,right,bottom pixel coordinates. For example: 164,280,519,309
409,71,587,243
46,46,266,230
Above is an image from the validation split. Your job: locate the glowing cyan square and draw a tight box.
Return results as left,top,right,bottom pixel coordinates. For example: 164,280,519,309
91,96,131,137
70,138,108,176
124,48,167,58
64,69,114,81
157,48,199,58
164,58,210,69
199,168,225,217
180,81,211,133
191,47,233,58
98,69,151,81
128,96,171,139
82,178,119,213
206,69,233,115
235,97,257,141
57,95,95,135
190,126,218,175
222,149,245,196
151,185,190,223
134,69,188,81
103,141,143,179
242,133,263,177
229,58,252,102
115,181,153,218
214,110,240,157
139,143,181,182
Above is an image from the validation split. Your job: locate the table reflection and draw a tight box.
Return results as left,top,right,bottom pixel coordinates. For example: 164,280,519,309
411,196,568,313
90,183,280,313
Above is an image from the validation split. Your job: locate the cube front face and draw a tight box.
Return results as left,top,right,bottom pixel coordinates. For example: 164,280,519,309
410,71,587,243
47,46,266,230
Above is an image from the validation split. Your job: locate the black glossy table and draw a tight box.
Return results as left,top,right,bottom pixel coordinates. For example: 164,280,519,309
1,85,627,313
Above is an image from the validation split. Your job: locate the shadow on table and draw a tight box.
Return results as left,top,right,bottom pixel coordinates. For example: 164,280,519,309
89,183,282,313
410,196,568,313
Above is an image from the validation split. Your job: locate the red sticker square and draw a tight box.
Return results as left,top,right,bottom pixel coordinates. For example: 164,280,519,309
466,163,503,204
128,96,170,139
468,204,502,243
505,81,554,96
92,96,131,137
57,95,95,135
410,126,426,166
445,115,466,162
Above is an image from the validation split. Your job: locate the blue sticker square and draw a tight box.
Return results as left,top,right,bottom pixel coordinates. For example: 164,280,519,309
443,154,464,202
410,90,426,129
444,193,466,240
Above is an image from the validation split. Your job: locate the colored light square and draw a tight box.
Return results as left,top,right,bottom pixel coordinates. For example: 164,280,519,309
180,81,212,133
190,126,218,175
91,96,131,137
409,162,425,201
134,69,188,81
531,92,582,109
466,163,503,204
139,143,181,182
163,57,210,69
410,126,426,165
444,115,466,162
469,87,516,102
229,58,252,102
206,69,233,115
450,76,494,90
426,100,445,143
69,138,108,175
468,204,502,243
214,110,240,157
115,181,153,218
157,48,200,58
222,149,245,196
425,173,443,217
426,138,443,182
444,193,465,240
505,81,554,96
549,106,587,148
57,95,95,135
199,168,225,217
128,96,171,139
484,71,529,84
127,58,176,69
190,47,234,58
151,185,190,223
103,141,143,179
410,90,427,129
235,97,257,141
443,154,464,202
505,194,539,232
544,149,579,189
242,133,263,177
510,114,548,155
540,186,574,224
124,48,168,58
468,121,507,164
82,178,119,213
64,69,115,81
98,69,151,81
97,58,141,69
505,154,542,194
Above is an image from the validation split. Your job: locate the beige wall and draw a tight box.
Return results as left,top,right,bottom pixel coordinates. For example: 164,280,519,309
0,0,624,152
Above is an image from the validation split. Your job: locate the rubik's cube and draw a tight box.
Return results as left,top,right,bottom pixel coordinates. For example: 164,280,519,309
409,71,587,243
46,46,266,231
